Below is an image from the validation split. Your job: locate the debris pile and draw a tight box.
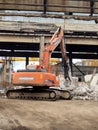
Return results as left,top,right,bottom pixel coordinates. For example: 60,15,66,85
57,74,75,90
72,73,98,101
58,73,98,101
72,83,93,100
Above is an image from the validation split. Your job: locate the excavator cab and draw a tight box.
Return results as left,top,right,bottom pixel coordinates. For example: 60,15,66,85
27,64,37,70
27,64,47,72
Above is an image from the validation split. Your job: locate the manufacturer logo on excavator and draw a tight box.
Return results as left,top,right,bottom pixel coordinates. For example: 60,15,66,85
19,77,34,80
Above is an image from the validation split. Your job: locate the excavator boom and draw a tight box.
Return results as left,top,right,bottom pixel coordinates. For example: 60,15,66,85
38,27,64,72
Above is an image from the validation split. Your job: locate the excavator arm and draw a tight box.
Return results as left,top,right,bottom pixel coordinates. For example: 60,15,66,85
38,27,71,81
38,27,64,72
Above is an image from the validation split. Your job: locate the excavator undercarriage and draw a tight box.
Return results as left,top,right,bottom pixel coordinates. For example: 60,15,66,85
6,87,72,101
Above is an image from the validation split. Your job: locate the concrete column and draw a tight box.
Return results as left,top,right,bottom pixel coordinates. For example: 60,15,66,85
26,56,29,68
1,59,12,87
40,36,45,63
69,51,73,76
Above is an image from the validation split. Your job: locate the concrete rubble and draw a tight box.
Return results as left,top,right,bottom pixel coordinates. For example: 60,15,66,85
58,73,98,101
72,82,98,100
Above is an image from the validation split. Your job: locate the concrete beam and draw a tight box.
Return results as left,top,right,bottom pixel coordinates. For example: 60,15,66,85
1,12,98,21
66,37,98,46
1,21,98,32
0,35,40,43
0,34,98,46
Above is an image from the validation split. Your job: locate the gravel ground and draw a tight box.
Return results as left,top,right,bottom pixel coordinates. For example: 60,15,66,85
0,98,98,130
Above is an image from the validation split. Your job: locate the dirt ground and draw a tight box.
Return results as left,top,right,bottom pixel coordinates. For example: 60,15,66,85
0,98,98,130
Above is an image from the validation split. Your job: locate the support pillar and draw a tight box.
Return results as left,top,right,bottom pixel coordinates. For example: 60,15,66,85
69,52,73,76
40,36,45,63
26,56,29,68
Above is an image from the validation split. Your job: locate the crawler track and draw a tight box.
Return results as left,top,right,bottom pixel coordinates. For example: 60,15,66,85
6,88,72,101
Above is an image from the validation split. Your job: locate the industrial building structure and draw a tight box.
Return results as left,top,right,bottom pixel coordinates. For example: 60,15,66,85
0,0,98,85
0,1,98,129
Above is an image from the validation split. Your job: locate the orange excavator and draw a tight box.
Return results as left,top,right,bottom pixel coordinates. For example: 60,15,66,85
6,27,72,100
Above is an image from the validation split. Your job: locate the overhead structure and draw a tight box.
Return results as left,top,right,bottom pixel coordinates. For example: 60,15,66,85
0,0,97,62
0,0,96,15
0,0,97,21
0,21,98,60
